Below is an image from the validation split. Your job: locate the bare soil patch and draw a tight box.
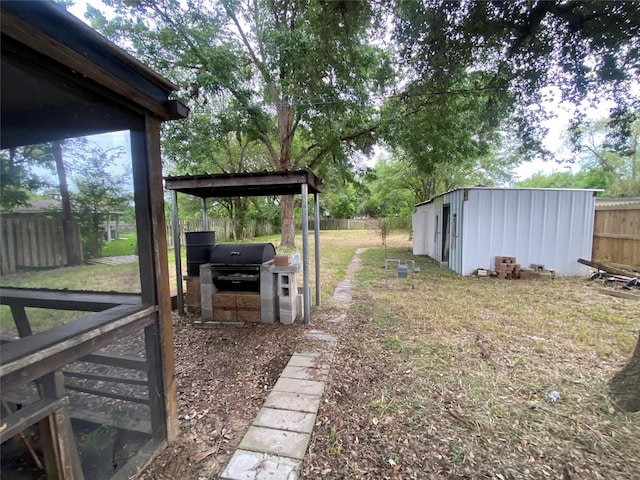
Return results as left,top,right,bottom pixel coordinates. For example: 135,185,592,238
135,308,340,479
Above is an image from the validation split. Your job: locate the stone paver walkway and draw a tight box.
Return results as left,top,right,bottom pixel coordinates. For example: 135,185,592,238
219,248,366,480
85,254,138,265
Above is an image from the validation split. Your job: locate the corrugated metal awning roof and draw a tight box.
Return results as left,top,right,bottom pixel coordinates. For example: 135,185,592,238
164,169,324,198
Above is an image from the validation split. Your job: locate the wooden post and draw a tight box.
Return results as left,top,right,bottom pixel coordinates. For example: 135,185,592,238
38,372,84,480
144,114,179,441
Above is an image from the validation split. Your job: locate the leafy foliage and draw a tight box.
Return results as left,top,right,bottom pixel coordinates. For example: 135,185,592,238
385,0,640,185
0,145,52,210
518,114,640,196
88,0,393,246
66,140,131,257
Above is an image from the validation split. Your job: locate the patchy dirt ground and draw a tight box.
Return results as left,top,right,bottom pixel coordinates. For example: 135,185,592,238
134,308,340,479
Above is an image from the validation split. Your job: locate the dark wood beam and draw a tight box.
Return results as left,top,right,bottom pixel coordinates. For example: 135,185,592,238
1,305,155,393
0,287,142,311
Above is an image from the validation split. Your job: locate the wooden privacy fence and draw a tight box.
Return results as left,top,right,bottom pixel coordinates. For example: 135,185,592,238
592,204,640,266
313,218,380,230
165,218,276,248
1,216,82,274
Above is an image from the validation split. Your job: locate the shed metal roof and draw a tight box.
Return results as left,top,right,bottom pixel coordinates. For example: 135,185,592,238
164,170,324,198
415,186,602,208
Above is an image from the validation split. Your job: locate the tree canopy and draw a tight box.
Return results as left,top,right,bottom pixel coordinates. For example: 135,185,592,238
88,0,393,246
79,0,639,237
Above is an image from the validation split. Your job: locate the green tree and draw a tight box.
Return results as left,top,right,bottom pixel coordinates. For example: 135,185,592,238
88,0,393,247
69,141,131,258
391,1,639,157
325,182,358,219
518,114,640,196
570,116,640,196
0,145,51,210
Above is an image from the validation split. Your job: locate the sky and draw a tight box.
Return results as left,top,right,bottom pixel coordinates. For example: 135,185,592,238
66,1,613,183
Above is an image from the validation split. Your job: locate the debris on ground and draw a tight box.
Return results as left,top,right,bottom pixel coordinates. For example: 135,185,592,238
580,258,640,300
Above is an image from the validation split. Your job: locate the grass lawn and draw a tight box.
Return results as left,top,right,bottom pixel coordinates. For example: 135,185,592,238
101,234,138,257
302,238,640,479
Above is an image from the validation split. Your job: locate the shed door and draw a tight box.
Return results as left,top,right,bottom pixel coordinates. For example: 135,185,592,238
442,204,450,262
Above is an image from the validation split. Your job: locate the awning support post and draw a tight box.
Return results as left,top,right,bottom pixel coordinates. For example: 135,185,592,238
314,192,321,307
201,198,208,231
301,183,311,323
172,190,184,315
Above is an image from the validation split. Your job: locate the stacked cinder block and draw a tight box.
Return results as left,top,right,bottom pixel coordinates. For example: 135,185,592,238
494,256,520,279
277,272,298,325
185,277,201,315
212,291,261,323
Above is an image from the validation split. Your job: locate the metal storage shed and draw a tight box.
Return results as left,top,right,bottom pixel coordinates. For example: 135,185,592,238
412,187,599,277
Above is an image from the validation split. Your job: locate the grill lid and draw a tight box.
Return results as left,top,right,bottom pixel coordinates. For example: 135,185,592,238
210,243,276,265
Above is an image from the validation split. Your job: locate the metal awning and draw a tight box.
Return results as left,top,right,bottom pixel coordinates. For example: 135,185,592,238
164,170,323,198
164,169,324,323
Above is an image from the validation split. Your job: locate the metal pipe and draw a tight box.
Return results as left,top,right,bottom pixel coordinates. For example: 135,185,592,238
301,183,310,323
172,190,184,315
314,192,321,307
201,197,209,231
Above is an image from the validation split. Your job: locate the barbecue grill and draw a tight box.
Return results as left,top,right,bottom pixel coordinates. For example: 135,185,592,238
209,243,275,292
198,241,300,324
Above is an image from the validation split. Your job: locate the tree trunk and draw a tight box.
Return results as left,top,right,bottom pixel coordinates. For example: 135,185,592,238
280,195,296,248
609,333,640,412
52,141,82,265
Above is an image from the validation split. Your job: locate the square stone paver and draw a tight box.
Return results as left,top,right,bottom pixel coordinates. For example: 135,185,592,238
263,391,321,413
253,407,316,434
280,365,329,381
273,377,324,396
287,354,326,369
239,426,310,459
220,449,299,480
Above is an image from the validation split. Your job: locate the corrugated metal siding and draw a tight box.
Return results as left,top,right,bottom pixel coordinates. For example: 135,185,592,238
412,210,427,255
441,189,465,274
412,203,436,257
461,189,595,276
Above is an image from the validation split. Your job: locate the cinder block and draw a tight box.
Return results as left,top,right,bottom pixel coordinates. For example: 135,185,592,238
199,263,214,284
280,308,295,325
295,294,303,322
260,268,278,323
